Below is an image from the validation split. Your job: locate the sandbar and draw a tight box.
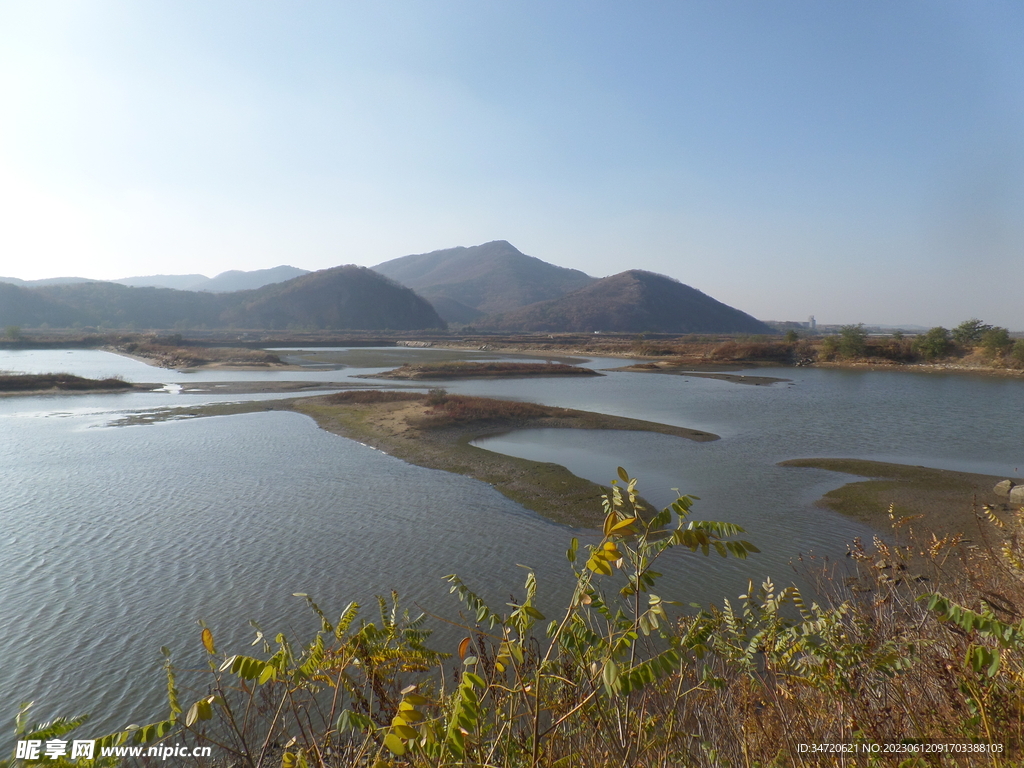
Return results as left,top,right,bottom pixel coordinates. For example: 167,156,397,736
781,458,1021,537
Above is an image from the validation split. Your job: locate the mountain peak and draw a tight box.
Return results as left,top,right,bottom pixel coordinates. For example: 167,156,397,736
372,241,596,322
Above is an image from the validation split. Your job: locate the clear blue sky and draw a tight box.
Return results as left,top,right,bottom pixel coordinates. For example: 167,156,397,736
1,1,1021,328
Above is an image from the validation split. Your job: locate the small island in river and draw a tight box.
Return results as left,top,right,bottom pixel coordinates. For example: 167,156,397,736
292,390,714,526
112,389,717,527
0,373,149,395
359,361,601,380
781,458,1022,537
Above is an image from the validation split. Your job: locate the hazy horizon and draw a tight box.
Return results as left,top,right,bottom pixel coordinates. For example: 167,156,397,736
2,2,1022,328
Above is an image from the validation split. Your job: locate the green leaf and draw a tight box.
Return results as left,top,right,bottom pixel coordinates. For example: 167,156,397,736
603,659,619,688
337,709,372,734
617,466,630,482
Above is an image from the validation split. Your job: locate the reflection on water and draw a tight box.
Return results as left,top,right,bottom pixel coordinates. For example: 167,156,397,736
1,347,1022,740
0,411,583,739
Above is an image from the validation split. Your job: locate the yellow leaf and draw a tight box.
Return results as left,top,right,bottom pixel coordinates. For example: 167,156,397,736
609,517,637,535
602,511,617,537
201,628,216,655
196,698,213,721
383,732,407,755
391,723,418,740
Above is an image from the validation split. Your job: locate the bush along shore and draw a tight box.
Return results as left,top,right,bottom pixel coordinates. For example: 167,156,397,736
6,471,1024,767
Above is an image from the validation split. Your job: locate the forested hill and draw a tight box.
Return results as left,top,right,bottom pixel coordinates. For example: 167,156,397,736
477,270,774,334
0,266,445,331
372,240,596,324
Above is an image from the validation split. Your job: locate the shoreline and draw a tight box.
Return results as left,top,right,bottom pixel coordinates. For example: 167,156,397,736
781,458,1021,537
7,337,1012,380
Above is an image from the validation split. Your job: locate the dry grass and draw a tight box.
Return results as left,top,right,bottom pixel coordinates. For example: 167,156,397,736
710,339,799,362
116,337,283,368
323,390,426,404
409,393,559,428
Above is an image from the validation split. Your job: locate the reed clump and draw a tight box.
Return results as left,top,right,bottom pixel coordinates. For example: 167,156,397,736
6,474,1024,767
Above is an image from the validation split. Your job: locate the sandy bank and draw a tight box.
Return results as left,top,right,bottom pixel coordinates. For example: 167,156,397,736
105,346,303,371
781,458,1022,537
606,362,788,385
357,361,601,381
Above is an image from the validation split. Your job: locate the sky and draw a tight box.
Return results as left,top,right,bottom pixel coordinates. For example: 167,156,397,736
0,1,1022,328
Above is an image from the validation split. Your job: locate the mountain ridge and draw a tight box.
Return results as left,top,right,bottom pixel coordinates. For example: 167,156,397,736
477,269,774,335
2,242,771,335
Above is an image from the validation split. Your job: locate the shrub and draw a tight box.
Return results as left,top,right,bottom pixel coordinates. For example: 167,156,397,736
981,327,1013,358
819,335,839,360
425,387,449,406
913,326,952,360
1012,339,1024,366
837,324,868,358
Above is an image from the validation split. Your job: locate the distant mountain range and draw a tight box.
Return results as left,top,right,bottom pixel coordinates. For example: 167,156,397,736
0,265,310,293
371,241,771,334
0,266,444,331
0,242,773,334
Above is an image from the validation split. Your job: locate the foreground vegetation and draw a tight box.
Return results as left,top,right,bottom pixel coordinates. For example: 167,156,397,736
7,471,1024,767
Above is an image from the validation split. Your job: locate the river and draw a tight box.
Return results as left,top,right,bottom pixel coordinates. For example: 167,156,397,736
1,347,1021,741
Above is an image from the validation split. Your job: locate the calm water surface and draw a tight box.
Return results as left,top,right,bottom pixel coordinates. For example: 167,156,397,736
1,348,1022,741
